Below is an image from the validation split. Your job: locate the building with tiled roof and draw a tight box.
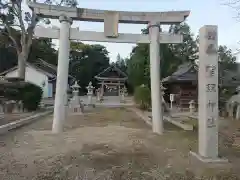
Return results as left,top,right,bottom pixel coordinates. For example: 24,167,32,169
0,59,75,98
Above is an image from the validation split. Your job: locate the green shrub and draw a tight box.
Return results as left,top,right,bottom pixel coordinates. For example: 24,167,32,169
134,84,151,110
1,80,43,111
20,83,43,111
3,88,21,101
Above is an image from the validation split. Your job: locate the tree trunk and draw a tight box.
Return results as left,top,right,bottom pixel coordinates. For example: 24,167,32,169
18,53,27,80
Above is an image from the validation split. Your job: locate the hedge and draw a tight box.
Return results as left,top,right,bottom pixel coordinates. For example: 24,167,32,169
20,83,43,111
134,84,151,110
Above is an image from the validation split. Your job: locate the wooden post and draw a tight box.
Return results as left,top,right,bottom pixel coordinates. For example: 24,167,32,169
101,81,104,97
118,81,120,96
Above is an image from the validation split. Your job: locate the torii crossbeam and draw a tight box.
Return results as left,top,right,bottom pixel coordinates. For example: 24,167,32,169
34,27,183,44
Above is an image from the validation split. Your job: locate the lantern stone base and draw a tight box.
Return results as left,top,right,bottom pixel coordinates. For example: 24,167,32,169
190,151,228,163
97,97,104,103
120,99,126,103
68,98,84,115
68,106,84,115
87,94,95,107
86,103,96,108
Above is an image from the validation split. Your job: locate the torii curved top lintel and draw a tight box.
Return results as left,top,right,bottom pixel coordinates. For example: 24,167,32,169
27,1,190,24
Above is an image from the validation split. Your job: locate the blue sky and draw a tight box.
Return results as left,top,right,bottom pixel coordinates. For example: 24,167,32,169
32,0,240,62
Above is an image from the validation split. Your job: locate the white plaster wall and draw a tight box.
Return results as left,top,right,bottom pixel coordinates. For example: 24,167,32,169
5,66,49,98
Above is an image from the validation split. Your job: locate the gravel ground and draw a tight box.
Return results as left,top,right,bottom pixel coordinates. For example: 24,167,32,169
0,107,239,179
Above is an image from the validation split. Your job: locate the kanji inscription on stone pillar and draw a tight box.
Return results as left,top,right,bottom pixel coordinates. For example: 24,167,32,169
198,25,219,159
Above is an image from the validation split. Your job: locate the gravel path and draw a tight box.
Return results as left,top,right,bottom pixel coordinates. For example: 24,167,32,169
0,107,239,179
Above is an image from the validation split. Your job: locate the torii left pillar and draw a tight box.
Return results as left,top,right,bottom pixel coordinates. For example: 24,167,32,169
148,21,163,134
52,15,72,133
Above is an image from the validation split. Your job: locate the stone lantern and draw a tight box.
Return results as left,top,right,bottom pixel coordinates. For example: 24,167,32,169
86,81,95,106
160,81,167,104
68,81,84,114
72,81,80,96
189,100,196,114
236,86,240,94
235,86,240,119
227,86,240,118
160,82,166,96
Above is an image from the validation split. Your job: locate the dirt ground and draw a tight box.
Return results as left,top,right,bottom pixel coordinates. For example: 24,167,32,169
0,107,239,180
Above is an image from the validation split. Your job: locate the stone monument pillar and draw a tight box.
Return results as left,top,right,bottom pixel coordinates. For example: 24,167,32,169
148,22,163,134
191,25,226,162
86,81,95,106
52,15,72,133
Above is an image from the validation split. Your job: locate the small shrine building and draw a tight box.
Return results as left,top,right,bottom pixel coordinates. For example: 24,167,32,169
163,62,240,109
162,62,198,109
95,65,128,96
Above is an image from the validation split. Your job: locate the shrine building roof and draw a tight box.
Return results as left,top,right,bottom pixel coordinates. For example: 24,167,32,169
95,64,128,81
162,62,197,83
162,62,240,87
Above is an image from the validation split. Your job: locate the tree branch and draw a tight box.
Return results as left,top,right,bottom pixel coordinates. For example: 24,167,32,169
11,1,26,49
26,11,38,51
58,0,65,5
3,25,20,53
223,0,240,5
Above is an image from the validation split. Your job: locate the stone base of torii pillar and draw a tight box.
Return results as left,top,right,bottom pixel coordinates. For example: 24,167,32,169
190,152,228,163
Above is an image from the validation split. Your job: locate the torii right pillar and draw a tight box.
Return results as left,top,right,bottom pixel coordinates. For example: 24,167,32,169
190,25,227,163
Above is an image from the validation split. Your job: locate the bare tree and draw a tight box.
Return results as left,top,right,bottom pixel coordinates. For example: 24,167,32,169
221,0,240,54
222,0,240,21
0,0,77,79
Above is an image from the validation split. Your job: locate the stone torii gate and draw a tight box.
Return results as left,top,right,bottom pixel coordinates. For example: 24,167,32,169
28,1,224,163
28,1,189,134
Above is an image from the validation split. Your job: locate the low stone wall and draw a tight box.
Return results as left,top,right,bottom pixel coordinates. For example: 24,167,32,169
0,110,53,134
128,107,152,126
129,107,194,131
